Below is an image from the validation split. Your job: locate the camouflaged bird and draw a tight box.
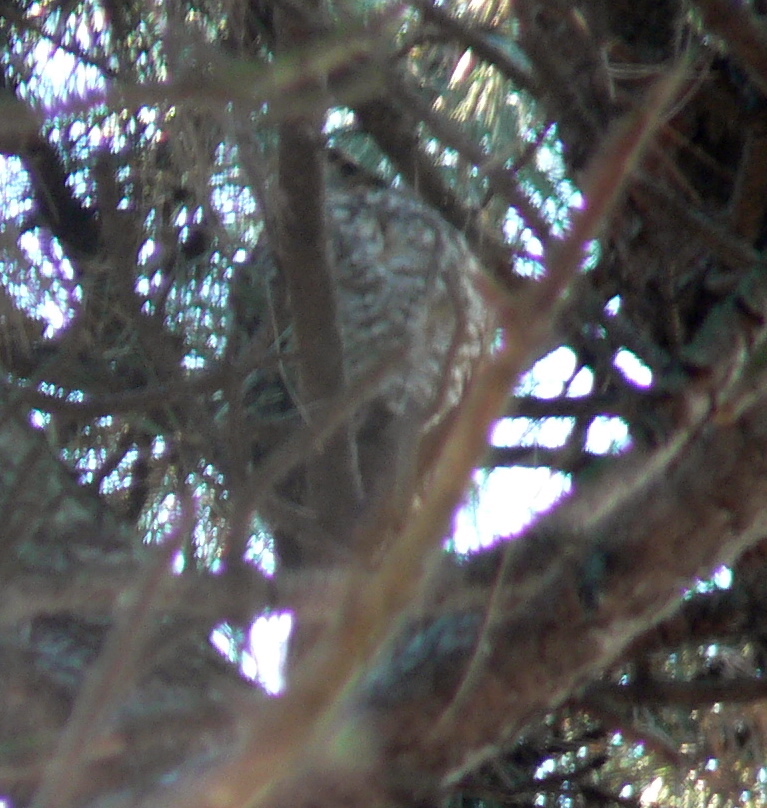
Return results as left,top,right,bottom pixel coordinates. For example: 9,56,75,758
230,178,492,564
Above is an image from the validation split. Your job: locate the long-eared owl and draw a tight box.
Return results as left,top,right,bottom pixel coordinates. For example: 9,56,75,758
231,178,493,565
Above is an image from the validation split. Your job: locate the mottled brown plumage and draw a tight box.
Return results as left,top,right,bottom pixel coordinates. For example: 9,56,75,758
328,185,489,424
232,181,492,564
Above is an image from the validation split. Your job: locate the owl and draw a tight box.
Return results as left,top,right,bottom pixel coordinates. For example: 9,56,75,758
231,180,492,564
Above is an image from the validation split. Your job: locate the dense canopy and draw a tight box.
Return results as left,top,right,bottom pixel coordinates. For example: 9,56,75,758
2,2,767,808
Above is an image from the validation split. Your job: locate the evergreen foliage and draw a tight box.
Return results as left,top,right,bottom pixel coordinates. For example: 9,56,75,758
1,2,767,808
